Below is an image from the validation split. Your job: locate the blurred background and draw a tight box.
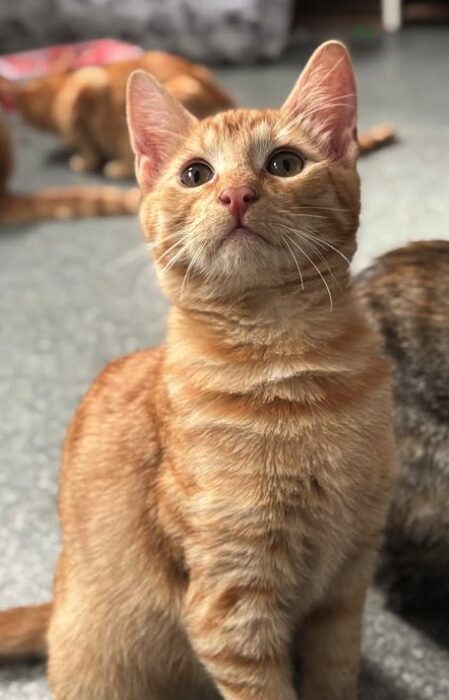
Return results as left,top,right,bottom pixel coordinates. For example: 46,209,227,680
1,1,449,699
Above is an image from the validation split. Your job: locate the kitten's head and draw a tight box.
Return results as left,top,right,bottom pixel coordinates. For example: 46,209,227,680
127,42,360,307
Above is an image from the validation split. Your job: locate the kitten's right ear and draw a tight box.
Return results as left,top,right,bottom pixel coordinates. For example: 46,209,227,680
127,70,197,193
282,41,358,165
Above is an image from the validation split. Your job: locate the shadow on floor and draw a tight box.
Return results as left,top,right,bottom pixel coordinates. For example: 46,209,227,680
0,659,46,694
376,567,449,652
44,147,73,166
360,659,423,700
387,595,449,652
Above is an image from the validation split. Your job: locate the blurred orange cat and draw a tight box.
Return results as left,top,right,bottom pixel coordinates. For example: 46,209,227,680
0,42,396,699
0,111,138,224
8,51,234,180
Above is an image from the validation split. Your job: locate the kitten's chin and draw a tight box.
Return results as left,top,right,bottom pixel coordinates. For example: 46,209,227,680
220,226,269,247
207,239,287,292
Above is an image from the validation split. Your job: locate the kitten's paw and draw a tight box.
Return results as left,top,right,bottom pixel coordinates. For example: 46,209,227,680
103,160,133,180
70,155,92,173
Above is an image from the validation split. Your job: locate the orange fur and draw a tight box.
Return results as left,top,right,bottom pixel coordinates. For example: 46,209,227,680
11,51,234,180
0,42,396,699
0,604,51,658
358,122,396,154
0,111,139,223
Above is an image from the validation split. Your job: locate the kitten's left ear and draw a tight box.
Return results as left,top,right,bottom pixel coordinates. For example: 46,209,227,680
127,70,197,192
282,41,358,165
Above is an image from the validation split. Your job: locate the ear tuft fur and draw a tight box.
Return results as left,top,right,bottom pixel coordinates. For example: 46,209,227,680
126,70,196,192
282,41,358,165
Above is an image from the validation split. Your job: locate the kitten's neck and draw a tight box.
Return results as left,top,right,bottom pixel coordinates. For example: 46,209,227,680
166,277,366,366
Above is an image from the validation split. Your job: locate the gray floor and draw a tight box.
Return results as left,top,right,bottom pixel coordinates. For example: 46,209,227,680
1,27,449,700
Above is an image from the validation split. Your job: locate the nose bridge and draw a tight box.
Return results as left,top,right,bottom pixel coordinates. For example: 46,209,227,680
214,142,260,216
218,162,256,190
217,170,260,216
216,138,257,188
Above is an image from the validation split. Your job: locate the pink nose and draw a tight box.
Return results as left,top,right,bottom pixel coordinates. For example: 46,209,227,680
218,186,258,218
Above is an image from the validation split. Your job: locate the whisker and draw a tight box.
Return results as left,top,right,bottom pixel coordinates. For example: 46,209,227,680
180,241,207,301
154,239,183,266
302,234,351,268
280,224,346,299
148,230,186,249
281,234,304,291
282,224,352,268
296,234,341,295
160,245,186,275
283,232,334,312
302,207,351,213
290,206,352,213
284,226,337,286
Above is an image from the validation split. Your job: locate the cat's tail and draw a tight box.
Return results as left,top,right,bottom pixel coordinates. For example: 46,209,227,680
0,186,140,225
0,603,51,659
358,123,396,155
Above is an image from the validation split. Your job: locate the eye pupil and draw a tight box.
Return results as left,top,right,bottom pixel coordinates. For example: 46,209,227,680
283,159,290,172
180,162,214,188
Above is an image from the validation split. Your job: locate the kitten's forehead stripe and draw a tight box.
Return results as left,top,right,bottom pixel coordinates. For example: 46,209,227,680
190,109,320,169
190,110,279,172
199,109,276,144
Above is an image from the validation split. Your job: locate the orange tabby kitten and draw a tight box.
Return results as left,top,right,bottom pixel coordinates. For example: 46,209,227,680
0,111,138,224
0,42,396,699
8,51,234,180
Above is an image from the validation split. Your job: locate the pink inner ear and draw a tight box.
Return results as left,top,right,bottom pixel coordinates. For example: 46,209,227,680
133,131,164,191
283,42,358,165
127,70,196,192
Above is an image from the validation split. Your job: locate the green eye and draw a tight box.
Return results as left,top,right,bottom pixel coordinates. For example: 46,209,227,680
180,162,214,188
266,150,304,177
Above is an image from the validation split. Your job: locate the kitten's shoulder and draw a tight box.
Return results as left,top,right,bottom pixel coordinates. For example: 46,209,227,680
87,346,165,405
63,346,165,467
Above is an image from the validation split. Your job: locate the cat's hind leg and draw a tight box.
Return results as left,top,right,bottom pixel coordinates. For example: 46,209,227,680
47,560,217,700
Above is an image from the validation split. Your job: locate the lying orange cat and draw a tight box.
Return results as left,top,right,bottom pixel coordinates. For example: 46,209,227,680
0,111,138,224
6,51,234,180
0,42,396,699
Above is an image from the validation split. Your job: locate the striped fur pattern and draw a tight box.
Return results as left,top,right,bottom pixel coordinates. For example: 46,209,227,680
0,184,139,224
355,241,449,609
0,42,396,699
0,111,140,224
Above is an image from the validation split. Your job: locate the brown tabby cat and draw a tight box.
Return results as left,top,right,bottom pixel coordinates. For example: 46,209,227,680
7,51,234,180
0,42,396,700
355,240,449,610
0,111,138,224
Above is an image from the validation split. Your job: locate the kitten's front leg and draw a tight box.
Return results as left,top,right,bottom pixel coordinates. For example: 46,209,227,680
69,152,101,173
296,553,374,700
103,159,133,180
102,133,134,180
183,573,298,700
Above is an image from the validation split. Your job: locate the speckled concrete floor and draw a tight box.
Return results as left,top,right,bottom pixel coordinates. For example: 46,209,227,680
1,27,449,700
